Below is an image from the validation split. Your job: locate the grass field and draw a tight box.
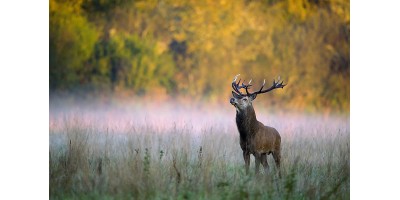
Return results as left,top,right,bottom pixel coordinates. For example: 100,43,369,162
49,102,349,199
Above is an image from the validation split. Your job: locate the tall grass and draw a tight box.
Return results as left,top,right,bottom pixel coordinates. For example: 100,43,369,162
49,105,349,199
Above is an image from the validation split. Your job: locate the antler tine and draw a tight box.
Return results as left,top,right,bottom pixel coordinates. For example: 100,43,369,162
233,74,240,82
250,76,285,96
279,80,286,87
274,76,286,88
241,80,249,89
244,79,253,95
260,79,266,91
240,79,253,96
232,74,255,96
232,74,245,96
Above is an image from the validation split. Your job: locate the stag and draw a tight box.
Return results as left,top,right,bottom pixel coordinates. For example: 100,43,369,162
230,74,285,175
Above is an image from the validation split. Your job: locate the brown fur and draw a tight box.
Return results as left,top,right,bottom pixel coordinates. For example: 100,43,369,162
231,93,281,175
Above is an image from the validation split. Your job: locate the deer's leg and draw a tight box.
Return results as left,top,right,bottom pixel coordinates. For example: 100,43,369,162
243,151,250,175
260,153,269,174
254,153,261,175
272,150,281,178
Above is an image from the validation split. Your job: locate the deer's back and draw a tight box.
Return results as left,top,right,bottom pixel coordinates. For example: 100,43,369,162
252,122,281,154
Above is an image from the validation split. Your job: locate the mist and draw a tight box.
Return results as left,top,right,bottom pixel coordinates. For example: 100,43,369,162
50,96,349,138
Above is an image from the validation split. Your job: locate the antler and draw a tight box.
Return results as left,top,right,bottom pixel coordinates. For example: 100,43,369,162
232,74,285,97
250,76,286,96
232,74,253,96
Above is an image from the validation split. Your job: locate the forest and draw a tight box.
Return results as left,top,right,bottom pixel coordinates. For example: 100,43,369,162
50,0,350,113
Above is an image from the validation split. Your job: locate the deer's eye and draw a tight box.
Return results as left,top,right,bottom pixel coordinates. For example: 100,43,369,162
243,98,247,101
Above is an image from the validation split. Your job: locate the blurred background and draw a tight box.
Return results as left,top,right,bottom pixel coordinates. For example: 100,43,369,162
49,0,349,113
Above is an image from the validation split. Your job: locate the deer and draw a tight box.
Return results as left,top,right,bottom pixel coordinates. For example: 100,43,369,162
229,74,285,176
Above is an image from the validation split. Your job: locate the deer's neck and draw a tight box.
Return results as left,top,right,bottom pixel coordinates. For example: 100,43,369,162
235,106,259,140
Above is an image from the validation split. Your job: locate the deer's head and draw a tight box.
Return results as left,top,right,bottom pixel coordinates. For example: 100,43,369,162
230,74,285,112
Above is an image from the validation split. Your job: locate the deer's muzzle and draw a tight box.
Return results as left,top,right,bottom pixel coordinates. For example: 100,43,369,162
230,98,236,105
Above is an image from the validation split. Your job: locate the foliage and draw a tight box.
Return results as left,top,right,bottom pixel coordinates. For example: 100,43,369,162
88,33,176,94
49,0,350,112
50,0,99,90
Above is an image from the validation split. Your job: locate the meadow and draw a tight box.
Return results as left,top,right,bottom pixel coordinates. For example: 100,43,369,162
49,100,349,199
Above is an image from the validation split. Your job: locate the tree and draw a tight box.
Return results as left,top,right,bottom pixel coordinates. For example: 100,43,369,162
49,0,98,90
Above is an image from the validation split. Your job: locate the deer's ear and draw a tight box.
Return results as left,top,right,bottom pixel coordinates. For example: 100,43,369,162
232,91,242,99
250,94,257,101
